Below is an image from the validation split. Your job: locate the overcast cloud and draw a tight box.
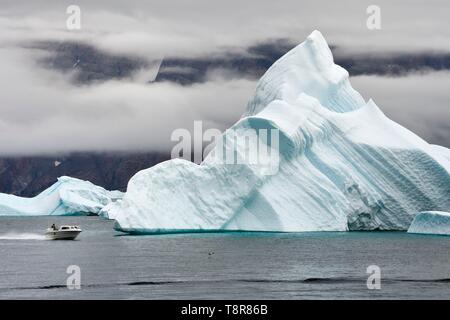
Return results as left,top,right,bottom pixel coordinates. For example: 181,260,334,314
0,0,449,155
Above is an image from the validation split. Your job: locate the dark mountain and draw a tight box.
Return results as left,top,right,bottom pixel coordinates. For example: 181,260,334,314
157,49,450,85
155,39,295,85
0,153,170,197
31,41,148,84
32,38,450,86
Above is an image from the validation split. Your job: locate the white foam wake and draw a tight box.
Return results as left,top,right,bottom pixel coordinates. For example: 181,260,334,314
0,232,47,240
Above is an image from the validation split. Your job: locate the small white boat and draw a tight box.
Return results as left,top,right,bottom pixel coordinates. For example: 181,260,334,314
45,225,82,240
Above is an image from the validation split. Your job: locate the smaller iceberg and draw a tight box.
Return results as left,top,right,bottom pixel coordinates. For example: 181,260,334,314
407,211,450,236
0,176,122,216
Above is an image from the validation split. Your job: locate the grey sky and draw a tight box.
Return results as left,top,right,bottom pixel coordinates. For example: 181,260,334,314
0,0,449,154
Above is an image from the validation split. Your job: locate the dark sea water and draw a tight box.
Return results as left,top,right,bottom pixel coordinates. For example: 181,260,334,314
0,216,450,299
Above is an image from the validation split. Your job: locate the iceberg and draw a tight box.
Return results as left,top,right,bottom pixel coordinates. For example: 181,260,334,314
0,176,122,216
102,30,450,234
407,211,450,236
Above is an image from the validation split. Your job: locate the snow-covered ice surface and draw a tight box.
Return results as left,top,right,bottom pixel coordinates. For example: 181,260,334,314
408,211,450,236
102,30,450,234
0,176,122,216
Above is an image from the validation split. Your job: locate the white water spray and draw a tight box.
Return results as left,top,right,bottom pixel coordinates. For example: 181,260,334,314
0,232,47,240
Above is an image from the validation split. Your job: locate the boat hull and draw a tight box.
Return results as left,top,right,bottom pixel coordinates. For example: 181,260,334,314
45,230,81,240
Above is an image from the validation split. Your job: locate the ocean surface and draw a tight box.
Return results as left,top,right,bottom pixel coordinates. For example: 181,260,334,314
0,216,449,299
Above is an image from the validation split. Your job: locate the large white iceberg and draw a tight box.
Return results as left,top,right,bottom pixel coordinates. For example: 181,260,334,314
408,211,450,236
102,30,450,234
0,176,122,216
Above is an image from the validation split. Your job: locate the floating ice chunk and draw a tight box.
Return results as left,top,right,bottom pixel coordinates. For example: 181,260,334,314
0,176,122,216
407,211,450,236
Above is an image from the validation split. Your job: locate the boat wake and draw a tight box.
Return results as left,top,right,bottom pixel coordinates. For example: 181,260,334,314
0,232,47,240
